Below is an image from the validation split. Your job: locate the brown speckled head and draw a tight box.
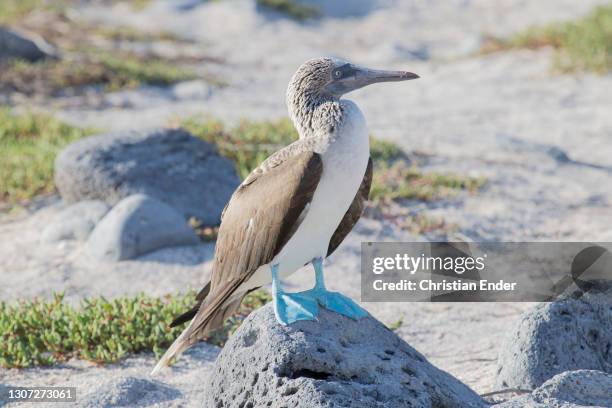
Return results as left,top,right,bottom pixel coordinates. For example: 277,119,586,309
286,57,418,138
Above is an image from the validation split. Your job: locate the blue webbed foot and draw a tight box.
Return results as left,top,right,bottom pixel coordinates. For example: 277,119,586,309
271,263,318,325
273,290,318,325
310,257,368,320
270,258,368,325
317,290,368,320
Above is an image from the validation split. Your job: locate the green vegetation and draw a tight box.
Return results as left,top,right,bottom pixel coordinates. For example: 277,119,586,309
0,0,320,24
182,117,484,203
0,0,67,25
189,217,220,241
387,314,404,331
122,0,152,11
391,212,454,235
482,5,612,73
0,0,210,96
370,137,406,163
0,0,153,24
1,53,196,96
370,161,485,203
0,290,271,368
182,117,296,179
0,109,91,204
256,0,321,21
0,111,482,213
94,25,181,43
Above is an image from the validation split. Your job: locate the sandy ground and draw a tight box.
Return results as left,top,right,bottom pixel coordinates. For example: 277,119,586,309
2,0,612,406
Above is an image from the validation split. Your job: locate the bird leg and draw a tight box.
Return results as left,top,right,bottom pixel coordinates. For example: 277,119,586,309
313,257,326,291
271,263,318,325
309,257,368,320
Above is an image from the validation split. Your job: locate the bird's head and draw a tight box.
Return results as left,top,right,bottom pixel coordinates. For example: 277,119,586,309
287,57,419,102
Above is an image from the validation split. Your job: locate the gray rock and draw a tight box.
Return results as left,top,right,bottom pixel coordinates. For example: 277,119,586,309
78,376,180,407
205,303,486,408
496,285,612,390
41,200,110,242
54,128,240,225
0,27,53,62
87,194,199,261
493,370,612,408
172,80,212,100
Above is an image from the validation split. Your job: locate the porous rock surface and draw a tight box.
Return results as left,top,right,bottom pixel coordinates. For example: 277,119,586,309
54,128,240,225
76,376,181,407
496,284,612,390
41,200,110,242
0,27,53,62
493,370,612,407
205,303,486,408
86,194,199,261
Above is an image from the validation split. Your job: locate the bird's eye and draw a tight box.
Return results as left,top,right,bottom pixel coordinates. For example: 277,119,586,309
334,70,342,78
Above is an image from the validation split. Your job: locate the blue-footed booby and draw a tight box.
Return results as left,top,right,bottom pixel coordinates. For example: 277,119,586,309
152,57,418,374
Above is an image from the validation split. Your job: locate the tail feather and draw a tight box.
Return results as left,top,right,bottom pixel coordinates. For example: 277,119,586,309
151,295,244,375
170,282,212,328
151,324,194,375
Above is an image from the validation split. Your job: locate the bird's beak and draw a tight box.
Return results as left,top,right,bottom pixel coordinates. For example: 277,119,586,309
327,64,419,96
356,67,420,85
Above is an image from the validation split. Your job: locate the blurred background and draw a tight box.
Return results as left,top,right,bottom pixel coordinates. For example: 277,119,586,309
1,0,611,401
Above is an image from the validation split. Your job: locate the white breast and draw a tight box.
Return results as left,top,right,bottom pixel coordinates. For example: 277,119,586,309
240,101,370,292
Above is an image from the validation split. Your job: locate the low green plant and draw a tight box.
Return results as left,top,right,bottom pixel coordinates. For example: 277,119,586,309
0,290,271,368
387,212,455,235
96,52,196,89
1,53,196,96
189,217,220,241
0,0,152,24
0,0,68,25
0,109,91,204
123,0,152,11
256,0,321,20
370,137,406,162
370,161,485,203
94,25,181,43
387,314,404,331
482,5,612,73
181,117,297,179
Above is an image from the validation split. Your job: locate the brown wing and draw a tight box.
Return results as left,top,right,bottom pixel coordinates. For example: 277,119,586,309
153,148,323,373
327,157,373,256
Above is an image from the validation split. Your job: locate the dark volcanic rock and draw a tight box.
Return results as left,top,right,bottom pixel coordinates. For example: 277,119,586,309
493,370,612,407
78,376,181,407
0,27,53,62
55,128,240,226
496,284,612,390
205,303,486,408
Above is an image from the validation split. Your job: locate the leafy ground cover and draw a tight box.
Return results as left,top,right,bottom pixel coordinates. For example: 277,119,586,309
0,109,91,205
256,0,321,20
0,0,151,25
1,53,196,96
0,1,214,96
0,290,271,368
482,5,612,73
